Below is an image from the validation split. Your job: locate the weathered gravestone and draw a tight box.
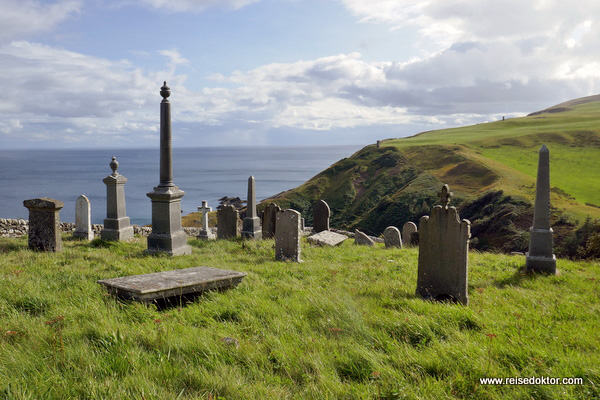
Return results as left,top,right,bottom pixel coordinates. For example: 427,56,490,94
416,184,470,305
217,205,239,239
526,145,556,274
307,230,348,246
383,226,402,248
355,229,374,246
313,199,330,233
74,195,93,240
261,203,281,239
97,266,246,303
197,201,215,240
23,198,64,252
275,209,302,262
100,157,134,241
146,82,192,256
241,176,262,240
402,222,418,246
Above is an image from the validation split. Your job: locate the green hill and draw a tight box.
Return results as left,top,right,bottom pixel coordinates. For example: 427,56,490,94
264,95,600,255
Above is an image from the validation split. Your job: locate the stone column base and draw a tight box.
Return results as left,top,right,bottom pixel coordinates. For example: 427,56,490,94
242,217,262,240
526,253,556,274
147,231,192,256
197,229,216,240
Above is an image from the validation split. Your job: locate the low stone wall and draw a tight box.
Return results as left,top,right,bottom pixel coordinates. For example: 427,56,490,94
0,218,202,239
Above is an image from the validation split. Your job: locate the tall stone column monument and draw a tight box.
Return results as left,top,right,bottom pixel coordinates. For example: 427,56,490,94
146,82,192,256
101,157,134,241
526,145,556,274
241,176,262,239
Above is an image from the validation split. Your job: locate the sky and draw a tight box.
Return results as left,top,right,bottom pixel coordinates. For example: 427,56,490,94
1,0,599,149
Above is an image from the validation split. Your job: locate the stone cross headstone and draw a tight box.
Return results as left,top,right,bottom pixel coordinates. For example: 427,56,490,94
217,205,239,239
146,82,192,256
402,222,418,245
416,184,470,305
313,199,330,233
526,145,556,274
100,157,134,241
261,203,281,239
241,176,262,240
354,229,374,246
23,197,64,252
197,200,215,240
74,194,93,240
383,226,402,248
275,209,301,262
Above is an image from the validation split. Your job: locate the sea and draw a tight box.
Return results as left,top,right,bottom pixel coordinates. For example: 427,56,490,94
0,146,362,226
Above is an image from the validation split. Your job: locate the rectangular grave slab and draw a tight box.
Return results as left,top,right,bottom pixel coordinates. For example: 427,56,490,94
307,230,347,246
97,266,246,302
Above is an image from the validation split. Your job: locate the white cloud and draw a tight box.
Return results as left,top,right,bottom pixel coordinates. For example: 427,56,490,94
0,0,82,44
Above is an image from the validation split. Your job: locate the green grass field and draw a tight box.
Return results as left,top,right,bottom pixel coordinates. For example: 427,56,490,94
1,235,599,399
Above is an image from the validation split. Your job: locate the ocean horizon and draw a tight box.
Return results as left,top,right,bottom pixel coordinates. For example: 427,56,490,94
0,145,363,226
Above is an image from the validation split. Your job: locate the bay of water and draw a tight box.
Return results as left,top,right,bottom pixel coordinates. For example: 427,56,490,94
0,146,362,225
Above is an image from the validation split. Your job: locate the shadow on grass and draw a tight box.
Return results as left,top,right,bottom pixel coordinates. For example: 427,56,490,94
493,265,551,288
103,289,231,311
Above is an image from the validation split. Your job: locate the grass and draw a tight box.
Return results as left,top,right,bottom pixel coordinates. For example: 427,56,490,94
1,235,599,399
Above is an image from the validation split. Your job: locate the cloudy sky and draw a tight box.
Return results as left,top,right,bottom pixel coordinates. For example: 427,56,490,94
1,0,598,149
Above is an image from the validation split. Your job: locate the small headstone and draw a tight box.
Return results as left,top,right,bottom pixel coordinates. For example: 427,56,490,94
217,205,239,239
307,230,347,246
383,226,402,248
197,200,215,240
241,176,262,240
416,184,470,305
275,209,302,262
376,140,381,148
74,195,93,240
101,157,134,241
23,198,64,252
526,145,556,274
97,266,246,303
261,203,281,239
354,229,374,246
313,199,330,233
402,222,418,246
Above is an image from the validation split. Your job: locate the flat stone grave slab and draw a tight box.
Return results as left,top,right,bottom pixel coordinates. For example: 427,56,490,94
97,266,246,302
307,230,348,246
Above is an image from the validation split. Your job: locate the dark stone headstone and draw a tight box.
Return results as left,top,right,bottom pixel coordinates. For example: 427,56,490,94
383,226,402,248
313,199,330,233
23,197,64,252
217,205,239,239
275,209,301,262
261,203,281,239
402,222,417,246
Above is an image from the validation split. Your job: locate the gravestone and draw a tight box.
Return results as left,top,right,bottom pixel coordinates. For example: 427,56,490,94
402,222,418,245
261,203,281,239
383,226,402,248
526,145,556,274
313,199,330,233
23,198,64,252
100,157,134,241
241,176,262,240
217,205,239,239
74,195,93,240
275,209,301,262
146,82,192,256
197,200,215,240
416,184,470,305
354,229,374,246
307,230,347,246
97,266,246,303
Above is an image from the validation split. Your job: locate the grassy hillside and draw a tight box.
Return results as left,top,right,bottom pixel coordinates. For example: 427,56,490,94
1,236,599,399
266,95,600,254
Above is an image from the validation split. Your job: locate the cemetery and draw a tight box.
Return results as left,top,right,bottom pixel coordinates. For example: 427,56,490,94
0,85,598,399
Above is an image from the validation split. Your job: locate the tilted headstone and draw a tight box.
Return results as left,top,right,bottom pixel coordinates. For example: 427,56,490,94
241,176,262,240
402,222,418,246
275,209,301,262
197,200,215,240
74,195,93,240
146,82,192,256
416,184,470,305
354,229,374,246
313,199,330,233
217,205,239,239
23,197,64,252
100,157,134,241
383,226,402,248
261,203,281,239
526,145,556,274
307,230,347,246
